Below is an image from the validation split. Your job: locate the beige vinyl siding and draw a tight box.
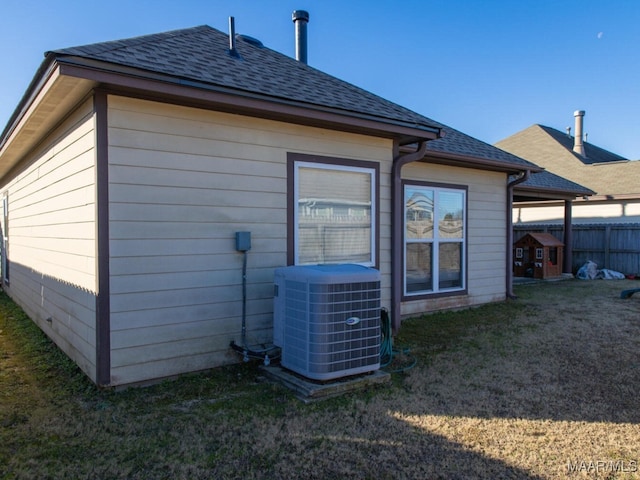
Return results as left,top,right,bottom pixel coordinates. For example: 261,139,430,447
401,163,507,316
1,99,97,381
107,96,392,385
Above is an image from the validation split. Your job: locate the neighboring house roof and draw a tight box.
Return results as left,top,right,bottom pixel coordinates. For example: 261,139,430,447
496,124,640,197
534,125,627,165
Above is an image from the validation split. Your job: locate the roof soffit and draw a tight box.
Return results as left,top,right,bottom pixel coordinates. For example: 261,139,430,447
0,65,96,178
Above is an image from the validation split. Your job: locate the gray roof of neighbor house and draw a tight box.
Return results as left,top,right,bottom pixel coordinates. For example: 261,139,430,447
535,125,627,164
496,123,640,196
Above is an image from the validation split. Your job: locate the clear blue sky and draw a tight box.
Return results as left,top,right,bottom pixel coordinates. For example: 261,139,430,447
2,0,639,158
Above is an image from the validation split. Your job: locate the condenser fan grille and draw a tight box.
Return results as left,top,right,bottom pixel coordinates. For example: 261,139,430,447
274,265,381,380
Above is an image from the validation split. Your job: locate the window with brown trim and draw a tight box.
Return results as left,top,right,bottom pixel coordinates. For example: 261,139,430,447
404,182,466,295
288,154,378,267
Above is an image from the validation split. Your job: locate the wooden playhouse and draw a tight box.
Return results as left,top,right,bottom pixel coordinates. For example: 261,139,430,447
513,233,564,279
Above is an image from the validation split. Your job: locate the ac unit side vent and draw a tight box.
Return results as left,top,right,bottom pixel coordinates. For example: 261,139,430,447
273,264,381,381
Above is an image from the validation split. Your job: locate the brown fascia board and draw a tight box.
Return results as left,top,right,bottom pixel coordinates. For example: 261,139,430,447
55,56,441,143
580,193,640,202
516,194,637,206
514,178,596,200
420,150,543,175
513,186,586,201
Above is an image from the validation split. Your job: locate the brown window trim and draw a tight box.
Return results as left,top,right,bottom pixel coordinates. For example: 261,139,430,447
287,153,380,269
401,179,469,301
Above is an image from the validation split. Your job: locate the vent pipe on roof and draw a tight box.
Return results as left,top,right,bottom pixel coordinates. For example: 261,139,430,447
228,17,241,58
292,10,309,64
566,126,571,137
573,110,586,157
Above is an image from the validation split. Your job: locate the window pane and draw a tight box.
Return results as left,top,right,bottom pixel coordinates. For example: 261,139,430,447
299,167,371,204
405,188,434,239
438,191,464,238
439,242,462,289
298,165,372,265
404,184,465,295
406,243,432,293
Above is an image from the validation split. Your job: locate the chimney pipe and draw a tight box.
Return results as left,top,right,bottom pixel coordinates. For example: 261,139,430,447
292,10,309,64
573,110,586,157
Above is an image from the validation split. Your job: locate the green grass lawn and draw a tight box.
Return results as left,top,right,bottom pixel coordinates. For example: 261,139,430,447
2,280,639,479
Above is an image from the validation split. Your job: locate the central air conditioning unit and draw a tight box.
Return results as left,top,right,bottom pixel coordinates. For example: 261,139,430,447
273,264,381,381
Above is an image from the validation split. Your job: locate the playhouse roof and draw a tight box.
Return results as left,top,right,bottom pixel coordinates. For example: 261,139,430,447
517,232,564,247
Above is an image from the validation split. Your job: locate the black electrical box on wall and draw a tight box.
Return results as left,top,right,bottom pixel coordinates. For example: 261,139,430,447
235,231,251,252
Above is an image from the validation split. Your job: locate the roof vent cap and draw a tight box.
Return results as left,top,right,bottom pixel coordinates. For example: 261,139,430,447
236,34,263,48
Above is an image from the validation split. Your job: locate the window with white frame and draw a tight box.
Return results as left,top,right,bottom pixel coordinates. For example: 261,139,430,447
293,158,377,266
404,182,466,295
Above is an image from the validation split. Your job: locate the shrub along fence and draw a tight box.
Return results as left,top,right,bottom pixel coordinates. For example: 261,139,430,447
514,223,640,276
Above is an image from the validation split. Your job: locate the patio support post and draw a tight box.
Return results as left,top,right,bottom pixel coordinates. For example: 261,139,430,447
563,200,573,274
507,170,530,299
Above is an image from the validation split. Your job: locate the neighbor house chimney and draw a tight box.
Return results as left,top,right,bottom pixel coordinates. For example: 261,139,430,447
292,10,309,64
573,110,586,157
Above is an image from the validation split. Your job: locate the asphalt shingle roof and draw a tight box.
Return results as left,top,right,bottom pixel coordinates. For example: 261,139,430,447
496,124,640,196
518,170,594,196
49,25,539,172
538,125,627,164
51,25,440,133
426,122,539,169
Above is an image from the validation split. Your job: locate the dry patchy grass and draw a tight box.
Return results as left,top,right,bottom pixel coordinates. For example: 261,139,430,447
1,280,639,479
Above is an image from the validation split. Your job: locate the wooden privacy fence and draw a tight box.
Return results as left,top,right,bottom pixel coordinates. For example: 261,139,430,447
514,224,640,275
